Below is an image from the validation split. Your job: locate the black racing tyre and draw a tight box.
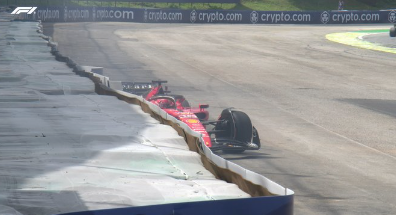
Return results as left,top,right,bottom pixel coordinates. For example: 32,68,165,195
232,111,253,143
218,110,253,153
390,27,396,38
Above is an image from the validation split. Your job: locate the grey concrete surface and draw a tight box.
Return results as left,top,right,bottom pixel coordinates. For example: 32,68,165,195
44,22,396,215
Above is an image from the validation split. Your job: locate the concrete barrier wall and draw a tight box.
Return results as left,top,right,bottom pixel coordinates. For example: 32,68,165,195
84,69,293,197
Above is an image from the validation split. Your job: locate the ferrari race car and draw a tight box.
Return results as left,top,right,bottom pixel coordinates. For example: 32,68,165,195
122,80,261,153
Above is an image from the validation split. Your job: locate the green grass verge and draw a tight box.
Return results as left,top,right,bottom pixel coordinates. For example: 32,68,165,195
1,0,396,11
353,29,390,33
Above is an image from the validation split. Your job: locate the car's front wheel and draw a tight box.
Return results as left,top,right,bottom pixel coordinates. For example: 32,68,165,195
216,109,253,153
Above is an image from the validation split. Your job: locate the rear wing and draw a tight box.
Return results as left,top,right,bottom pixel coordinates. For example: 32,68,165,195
121,82,154,95
122,80,169,96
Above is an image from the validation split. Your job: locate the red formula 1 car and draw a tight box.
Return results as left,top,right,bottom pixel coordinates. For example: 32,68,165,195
122,80,260,153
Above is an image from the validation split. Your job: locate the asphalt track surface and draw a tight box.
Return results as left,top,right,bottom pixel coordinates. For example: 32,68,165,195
44,23,396,215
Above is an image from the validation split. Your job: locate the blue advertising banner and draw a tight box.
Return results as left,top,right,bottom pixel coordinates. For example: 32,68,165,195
32,6,396,25
57,195,294,215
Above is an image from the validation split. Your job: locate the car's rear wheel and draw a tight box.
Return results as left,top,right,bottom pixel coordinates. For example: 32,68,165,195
390,27,396,37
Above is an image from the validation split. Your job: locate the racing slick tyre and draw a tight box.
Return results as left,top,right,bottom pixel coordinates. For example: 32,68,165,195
390,27,396,37
216,109,253,153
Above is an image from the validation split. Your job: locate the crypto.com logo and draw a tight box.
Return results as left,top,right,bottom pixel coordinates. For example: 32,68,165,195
250,11,258,24
144,9,148,22
320,11,330,24
11,7,37,15
389,10,396,23
190,10,197,23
